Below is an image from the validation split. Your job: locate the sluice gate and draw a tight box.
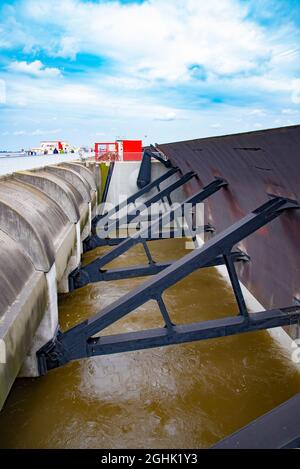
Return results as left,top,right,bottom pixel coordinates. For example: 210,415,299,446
157,125,300,316
1,125,300,447
38,194,300,373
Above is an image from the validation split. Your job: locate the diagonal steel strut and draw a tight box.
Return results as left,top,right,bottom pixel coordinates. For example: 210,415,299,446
85,170,196,251
69,178,228,290
92,167,178,229
38,196,300,374
70,252,249,285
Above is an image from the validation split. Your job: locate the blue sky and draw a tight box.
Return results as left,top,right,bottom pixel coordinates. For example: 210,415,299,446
0,0,300,150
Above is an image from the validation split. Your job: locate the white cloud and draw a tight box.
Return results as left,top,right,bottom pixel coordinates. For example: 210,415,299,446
12,128,61,136
282,108,300,115
292,79,300,104
154,112,178,122
31,128,61,136
6,75,182,123
248,109,267,116
17,0,279,83
2,0,300,101
8,60,61,78
1,0,300,149
0,79,6,104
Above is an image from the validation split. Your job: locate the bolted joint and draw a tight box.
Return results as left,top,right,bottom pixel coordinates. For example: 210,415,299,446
83,234,107,252
69,267,91,291
37,330,70,376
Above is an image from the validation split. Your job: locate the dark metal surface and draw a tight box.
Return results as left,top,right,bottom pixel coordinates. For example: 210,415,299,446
137,150,152,188
137,149,172,188
71,178,228,289
86,170,196,251
83,231,188,250
157,125,300,312
212,393,300,449
69,252,248,287
92,167,178,228
38,196,300,374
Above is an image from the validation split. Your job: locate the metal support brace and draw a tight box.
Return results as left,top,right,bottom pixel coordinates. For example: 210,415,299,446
138,148,173,189
224,253,249,318
87,170,196,251
83,231,196,252
70,178,228,290
147,146,172,168
69,252,249,287
82,228,214,250
142,239,155,265
38,196,300,374
92,167,178,229
156,296,174,331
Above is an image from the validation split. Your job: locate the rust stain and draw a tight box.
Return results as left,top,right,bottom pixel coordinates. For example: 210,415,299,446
158,125,300,310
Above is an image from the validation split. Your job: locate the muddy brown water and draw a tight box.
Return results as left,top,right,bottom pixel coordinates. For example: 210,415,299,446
0,239,300,448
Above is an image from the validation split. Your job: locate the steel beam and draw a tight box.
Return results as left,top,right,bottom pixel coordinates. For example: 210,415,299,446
212,393,300,449
137,149,172,188
89,170,196,246
86,306,300,357
69,251,249,287
38,196,300,374
86,177,223,255
83,226,215,250
71,178,228,289
92,167,178,228
148,146,172,167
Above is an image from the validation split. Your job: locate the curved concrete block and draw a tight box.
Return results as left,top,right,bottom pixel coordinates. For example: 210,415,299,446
0,229,48,410
0,195,54,272
61,162,97,192
0,159,99,407
0,179,74,271
82,161,102,207
45,165,91,203
13,170,80,223
0,231,37,313
38,170,85,214
0,178,78,281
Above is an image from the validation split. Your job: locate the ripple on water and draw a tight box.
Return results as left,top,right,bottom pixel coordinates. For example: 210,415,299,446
0,239,300,448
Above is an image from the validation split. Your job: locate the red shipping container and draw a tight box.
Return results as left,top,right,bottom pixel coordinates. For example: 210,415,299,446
122,140,142,161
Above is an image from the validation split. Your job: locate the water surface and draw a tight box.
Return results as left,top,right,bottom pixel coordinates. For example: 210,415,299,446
0,239,299,448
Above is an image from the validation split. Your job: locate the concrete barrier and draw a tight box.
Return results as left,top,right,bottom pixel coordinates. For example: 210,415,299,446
14,170,81,223
0,160,100,410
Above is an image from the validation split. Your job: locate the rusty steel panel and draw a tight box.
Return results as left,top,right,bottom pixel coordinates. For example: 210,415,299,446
157,125,300,311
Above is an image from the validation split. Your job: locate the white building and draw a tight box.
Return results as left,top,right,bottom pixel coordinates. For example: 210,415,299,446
40,140,72,154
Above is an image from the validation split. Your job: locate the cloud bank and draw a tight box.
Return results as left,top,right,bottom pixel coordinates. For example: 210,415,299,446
0,0,299,149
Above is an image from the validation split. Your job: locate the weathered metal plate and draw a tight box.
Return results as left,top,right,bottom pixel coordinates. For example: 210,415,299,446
158,125,300,311
213,393,300,448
